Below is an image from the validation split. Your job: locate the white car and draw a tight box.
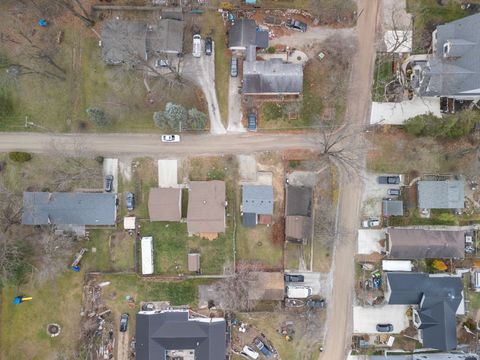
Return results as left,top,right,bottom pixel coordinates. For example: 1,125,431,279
193,34,201,58
361,219,380,228
241,345,259,359
161,135,180,143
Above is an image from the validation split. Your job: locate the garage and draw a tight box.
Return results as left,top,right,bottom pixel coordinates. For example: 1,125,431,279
353,305,410,334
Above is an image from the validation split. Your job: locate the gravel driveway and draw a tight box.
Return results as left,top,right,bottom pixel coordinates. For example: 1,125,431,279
353,305,409,334
103,158,119,192
227,75,245,132
270,27,354,47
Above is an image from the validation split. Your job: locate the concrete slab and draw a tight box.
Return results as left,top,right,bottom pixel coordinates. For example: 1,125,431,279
103,158,119,192
256,172,273,186
353,305,410,334
287,171,318,187
370,98,441,125
283,271,330,298
158,159,178,187
357,229,386,254
238,155,257,181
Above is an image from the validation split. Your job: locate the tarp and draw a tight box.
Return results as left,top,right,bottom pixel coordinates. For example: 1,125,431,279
382,260,413,272
141,237,154,275
123,217,136,230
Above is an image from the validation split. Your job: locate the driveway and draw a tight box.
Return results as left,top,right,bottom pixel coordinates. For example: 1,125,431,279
227,75,245,132
103,158,119,192
116,329,130,360
353,305,410,334
285,272,330,298
362,173,403,218
357,229,386,255
157,159,178,187
270,27,354,47
181,41,226,134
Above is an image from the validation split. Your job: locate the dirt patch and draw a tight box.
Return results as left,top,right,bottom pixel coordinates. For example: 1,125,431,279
272,218,285,245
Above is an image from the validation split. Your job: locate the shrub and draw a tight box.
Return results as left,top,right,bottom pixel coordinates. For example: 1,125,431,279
95,156,104,164
9,151,32,162
153,103,189,130
267,46,276,54
187,108,207,129
86,107,111,127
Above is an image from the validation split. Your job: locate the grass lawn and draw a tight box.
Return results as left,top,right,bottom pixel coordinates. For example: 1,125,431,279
285,242,301,270
371,55,394,102
236,224,283,268
0,272,83,360
87,229,136,272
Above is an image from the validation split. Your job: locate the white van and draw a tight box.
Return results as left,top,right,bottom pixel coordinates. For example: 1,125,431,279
193,34,202,58
241,345,259,359
286,285,312,299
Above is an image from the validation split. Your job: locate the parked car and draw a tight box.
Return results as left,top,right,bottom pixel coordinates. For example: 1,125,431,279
126,192,135,211
205,36,213,55
286,285,312,299
306,298,325,308
230,57,238,77
286,18,307,32
161,134,180,143
120,313,129,332
155,58,169,68
376,323,393,332
284,273,304,282
387,188,401,196
193,34,202,57
247,113,257,131
254,338,273,357
105,175,114,192
241,345,259,359
378,176,400,184
361,219,380,228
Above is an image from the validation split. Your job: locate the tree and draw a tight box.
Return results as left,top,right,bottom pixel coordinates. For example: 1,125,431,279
432,259,448,272
187,108,207,129
153,103,188,130
86,107,111,127
0,233,32,287
54,0,95,27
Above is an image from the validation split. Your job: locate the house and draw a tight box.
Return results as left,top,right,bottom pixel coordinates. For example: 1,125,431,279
188,253,201,272
136,310,226,360
382,199,404,217
22,192,116,226
408,13,480,100
285,186,312,244
247,272,284,301
417,180,465,209
241,185,274,227
385,272,464,351
148,188,182,221
386,227,465,259
101,19,184,65
228,19,268,51
187,181,226,238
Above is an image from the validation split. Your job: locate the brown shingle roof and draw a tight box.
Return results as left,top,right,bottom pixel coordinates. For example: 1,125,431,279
187,181,226,234
285,215,311,242
148,188,181,221
188,253,200,272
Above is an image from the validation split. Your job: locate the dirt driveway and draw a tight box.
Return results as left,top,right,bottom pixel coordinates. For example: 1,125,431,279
103,158,119,192
116,330,129,360
181,41,226,135
227,75,245,132
271,27,354,47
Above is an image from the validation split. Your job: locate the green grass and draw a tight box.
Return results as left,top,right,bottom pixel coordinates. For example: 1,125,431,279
236,224,283,267
372,55,394,102
386,209,457,226
87,229,135,272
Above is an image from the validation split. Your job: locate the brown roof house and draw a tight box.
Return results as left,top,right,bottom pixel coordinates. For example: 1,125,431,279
148,188,182,221
386,227,465,259
187,181,226,239
285,186,313,244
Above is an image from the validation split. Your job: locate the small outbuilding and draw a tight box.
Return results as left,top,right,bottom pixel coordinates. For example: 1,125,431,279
188,253,201,273
123,216,136,230
417,180,465,209
382,200,404,217
228,19,268,51
141,236,154,275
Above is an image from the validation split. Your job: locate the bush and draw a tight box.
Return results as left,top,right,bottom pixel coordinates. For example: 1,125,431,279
187,108,207,129
153,103,207,130
86,107,111,127
95,156,104,164
267,46,276,54
9,151,32,162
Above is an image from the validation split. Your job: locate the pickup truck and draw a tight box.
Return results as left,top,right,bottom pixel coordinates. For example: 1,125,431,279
378,176,400,185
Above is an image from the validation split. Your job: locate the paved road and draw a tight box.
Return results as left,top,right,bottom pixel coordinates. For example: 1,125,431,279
319,1,379,359
0,132,324,156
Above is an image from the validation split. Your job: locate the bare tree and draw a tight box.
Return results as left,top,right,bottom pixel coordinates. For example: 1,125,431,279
0,184,23,232
0,232,28,285
54,0,95,27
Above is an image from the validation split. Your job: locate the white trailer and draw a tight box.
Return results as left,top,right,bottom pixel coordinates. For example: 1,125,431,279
382,260,413,272
141,236,154,275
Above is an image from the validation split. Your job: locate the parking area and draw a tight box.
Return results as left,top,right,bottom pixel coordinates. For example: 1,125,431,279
157,159,178,187
181,41,226,134
103,158,119,192
353,305,410,334
361,173,403,218
227,74,245,132
357,229,386,255
285,271,330,298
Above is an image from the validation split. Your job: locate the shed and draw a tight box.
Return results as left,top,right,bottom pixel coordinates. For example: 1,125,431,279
141,237,154,275
148,188,182,221
188,253,201,272
382,260,413,272
417,180,465,209
228,19,268,51
123,216,136,230
383,200,404,217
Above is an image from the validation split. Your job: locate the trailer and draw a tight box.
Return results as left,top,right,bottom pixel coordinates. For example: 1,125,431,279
141,237,154,275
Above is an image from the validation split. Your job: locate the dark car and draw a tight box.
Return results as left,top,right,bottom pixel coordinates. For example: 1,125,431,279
247,113,257,132
387,188,401,196
126,192,135,211
286,19,307,32
376,323,393,332
378,176,400,185
254,338,273,357
284,274,304,282
120,313,129,332
306,298,325,308
105,175,114,192
205,37,213,55
230,57,238,77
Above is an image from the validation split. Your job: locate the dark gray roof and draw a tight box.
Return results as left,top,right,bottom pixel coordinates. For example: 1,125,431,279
383,200,404,216
416,13,480,97
22,192,116,226
242,185,274,215
387,228,465,259
101,20,147,64
242,212,257,227
418,180,465,209
387,272,463,351
354,354,478,360
243,59,303,94
286,186,312,216
146,19,184,56
136,311,226,360
228,19,268,49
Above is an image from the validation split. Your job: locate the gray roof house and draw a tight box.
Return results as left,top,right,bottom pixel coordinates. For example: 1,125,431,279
242,185,274,227
146,19,184,56
382,199,404,217
411,13,480,99
385,272,464,351
22,192,117,226
136,310,226,360
387,227,465,259
243,58,304,95
417,180,465,209
228,19,269,51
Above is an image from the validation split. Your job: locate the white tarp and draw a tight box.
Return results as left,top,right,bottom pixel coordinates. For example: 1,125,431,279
382,260,413,272
370,97,441,125
141,236,154,275
123,217,136,230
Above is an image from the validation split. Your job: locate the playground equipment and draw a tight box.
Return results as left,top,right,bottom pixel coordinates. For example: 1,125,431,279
13,295,33,305
71,248,88,272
